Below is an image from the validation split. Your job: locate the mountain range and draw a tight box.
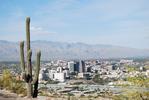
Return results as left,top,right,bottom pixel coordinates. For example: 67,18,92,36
0,40,149,61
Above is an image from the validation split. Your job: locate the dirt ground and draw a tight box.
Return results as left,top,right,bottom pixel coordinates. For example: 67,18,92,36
0,90,112,100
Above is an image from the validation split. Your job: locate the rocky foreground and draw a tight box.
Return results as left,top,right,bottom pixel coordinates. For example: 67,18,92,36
0,90,17,100
0,90,111,100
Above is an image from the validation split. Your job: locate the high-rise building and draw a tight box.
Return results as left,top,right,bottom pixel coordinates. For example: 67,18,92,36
79,60,85,73
68,61,75,73
74,61,79,72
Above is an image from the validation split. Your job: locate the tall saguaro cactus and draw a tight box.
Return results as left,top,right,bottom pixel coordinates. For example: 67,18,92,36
20,17,41,98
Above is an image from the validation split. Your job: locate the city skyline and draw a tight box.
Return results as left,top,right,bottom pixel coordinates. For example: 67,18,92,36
0,0,149,49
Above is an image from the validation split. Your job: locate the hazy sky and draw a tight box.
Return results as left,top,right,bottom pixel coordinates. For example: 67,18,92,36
0,0,149,49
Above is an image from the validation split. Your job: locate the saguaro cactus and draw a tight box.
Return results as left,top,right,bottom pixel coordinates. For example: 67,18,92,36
20,17,41,98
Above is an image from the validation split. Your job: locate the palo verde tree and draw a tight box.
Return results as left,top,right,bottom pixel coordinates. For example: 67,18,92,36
20,17,41,98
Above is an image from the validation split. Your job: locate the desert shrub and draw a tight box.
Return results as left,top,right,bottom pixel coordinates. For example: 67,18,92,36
112,94,128,100
0,69,26,96
1,69,13,90
0,76,3,89
47,79,59,84
11,80,26,95
112,91,149,100
126,75,149,87
92,74,110,84
67,93,74,96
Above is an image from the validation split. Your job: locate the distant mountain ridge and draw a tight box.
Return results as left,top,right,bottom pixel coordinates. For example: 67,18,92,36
0,40,149,61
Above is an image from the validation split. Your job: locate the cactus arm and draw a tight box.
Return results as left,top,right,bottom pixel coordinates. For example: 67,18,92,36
32,51,41,84
20,41,25,72
20,41,27,80
32,51,41,98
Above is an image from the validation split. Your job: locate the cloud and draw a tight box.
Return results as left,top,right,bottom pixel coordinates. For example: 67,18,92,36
30,26,56,35
30,26,42,31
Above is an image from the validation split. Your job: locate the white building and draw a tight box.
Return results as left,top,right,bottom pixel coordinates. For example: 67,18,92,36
39,68,49,82
120,59,133,64
48,67,67,82
78,72,84,78
49,69,56,80
57,66,63,73
146,70,149,77
53,72,66,82
39,73,43,83
63,69,70,78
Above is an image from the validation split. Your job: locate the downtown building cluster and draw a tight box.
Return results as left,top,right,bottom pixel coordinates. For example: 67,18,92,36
38,59,149,84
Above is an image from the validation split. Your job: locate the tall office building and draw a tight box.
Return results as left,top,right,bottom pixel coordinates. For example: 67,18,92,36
74,61,79,72
79,60,85,73
68,61,75,73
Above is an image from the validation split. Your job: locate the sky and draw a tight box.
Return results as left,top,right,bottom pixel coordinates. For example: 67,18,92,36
0,0,149,49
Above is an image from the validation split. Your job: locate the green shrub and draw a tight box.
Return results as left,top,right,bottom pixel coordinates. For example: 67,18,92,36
0,69,26,96
112,91,149,100
126,75,149,87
